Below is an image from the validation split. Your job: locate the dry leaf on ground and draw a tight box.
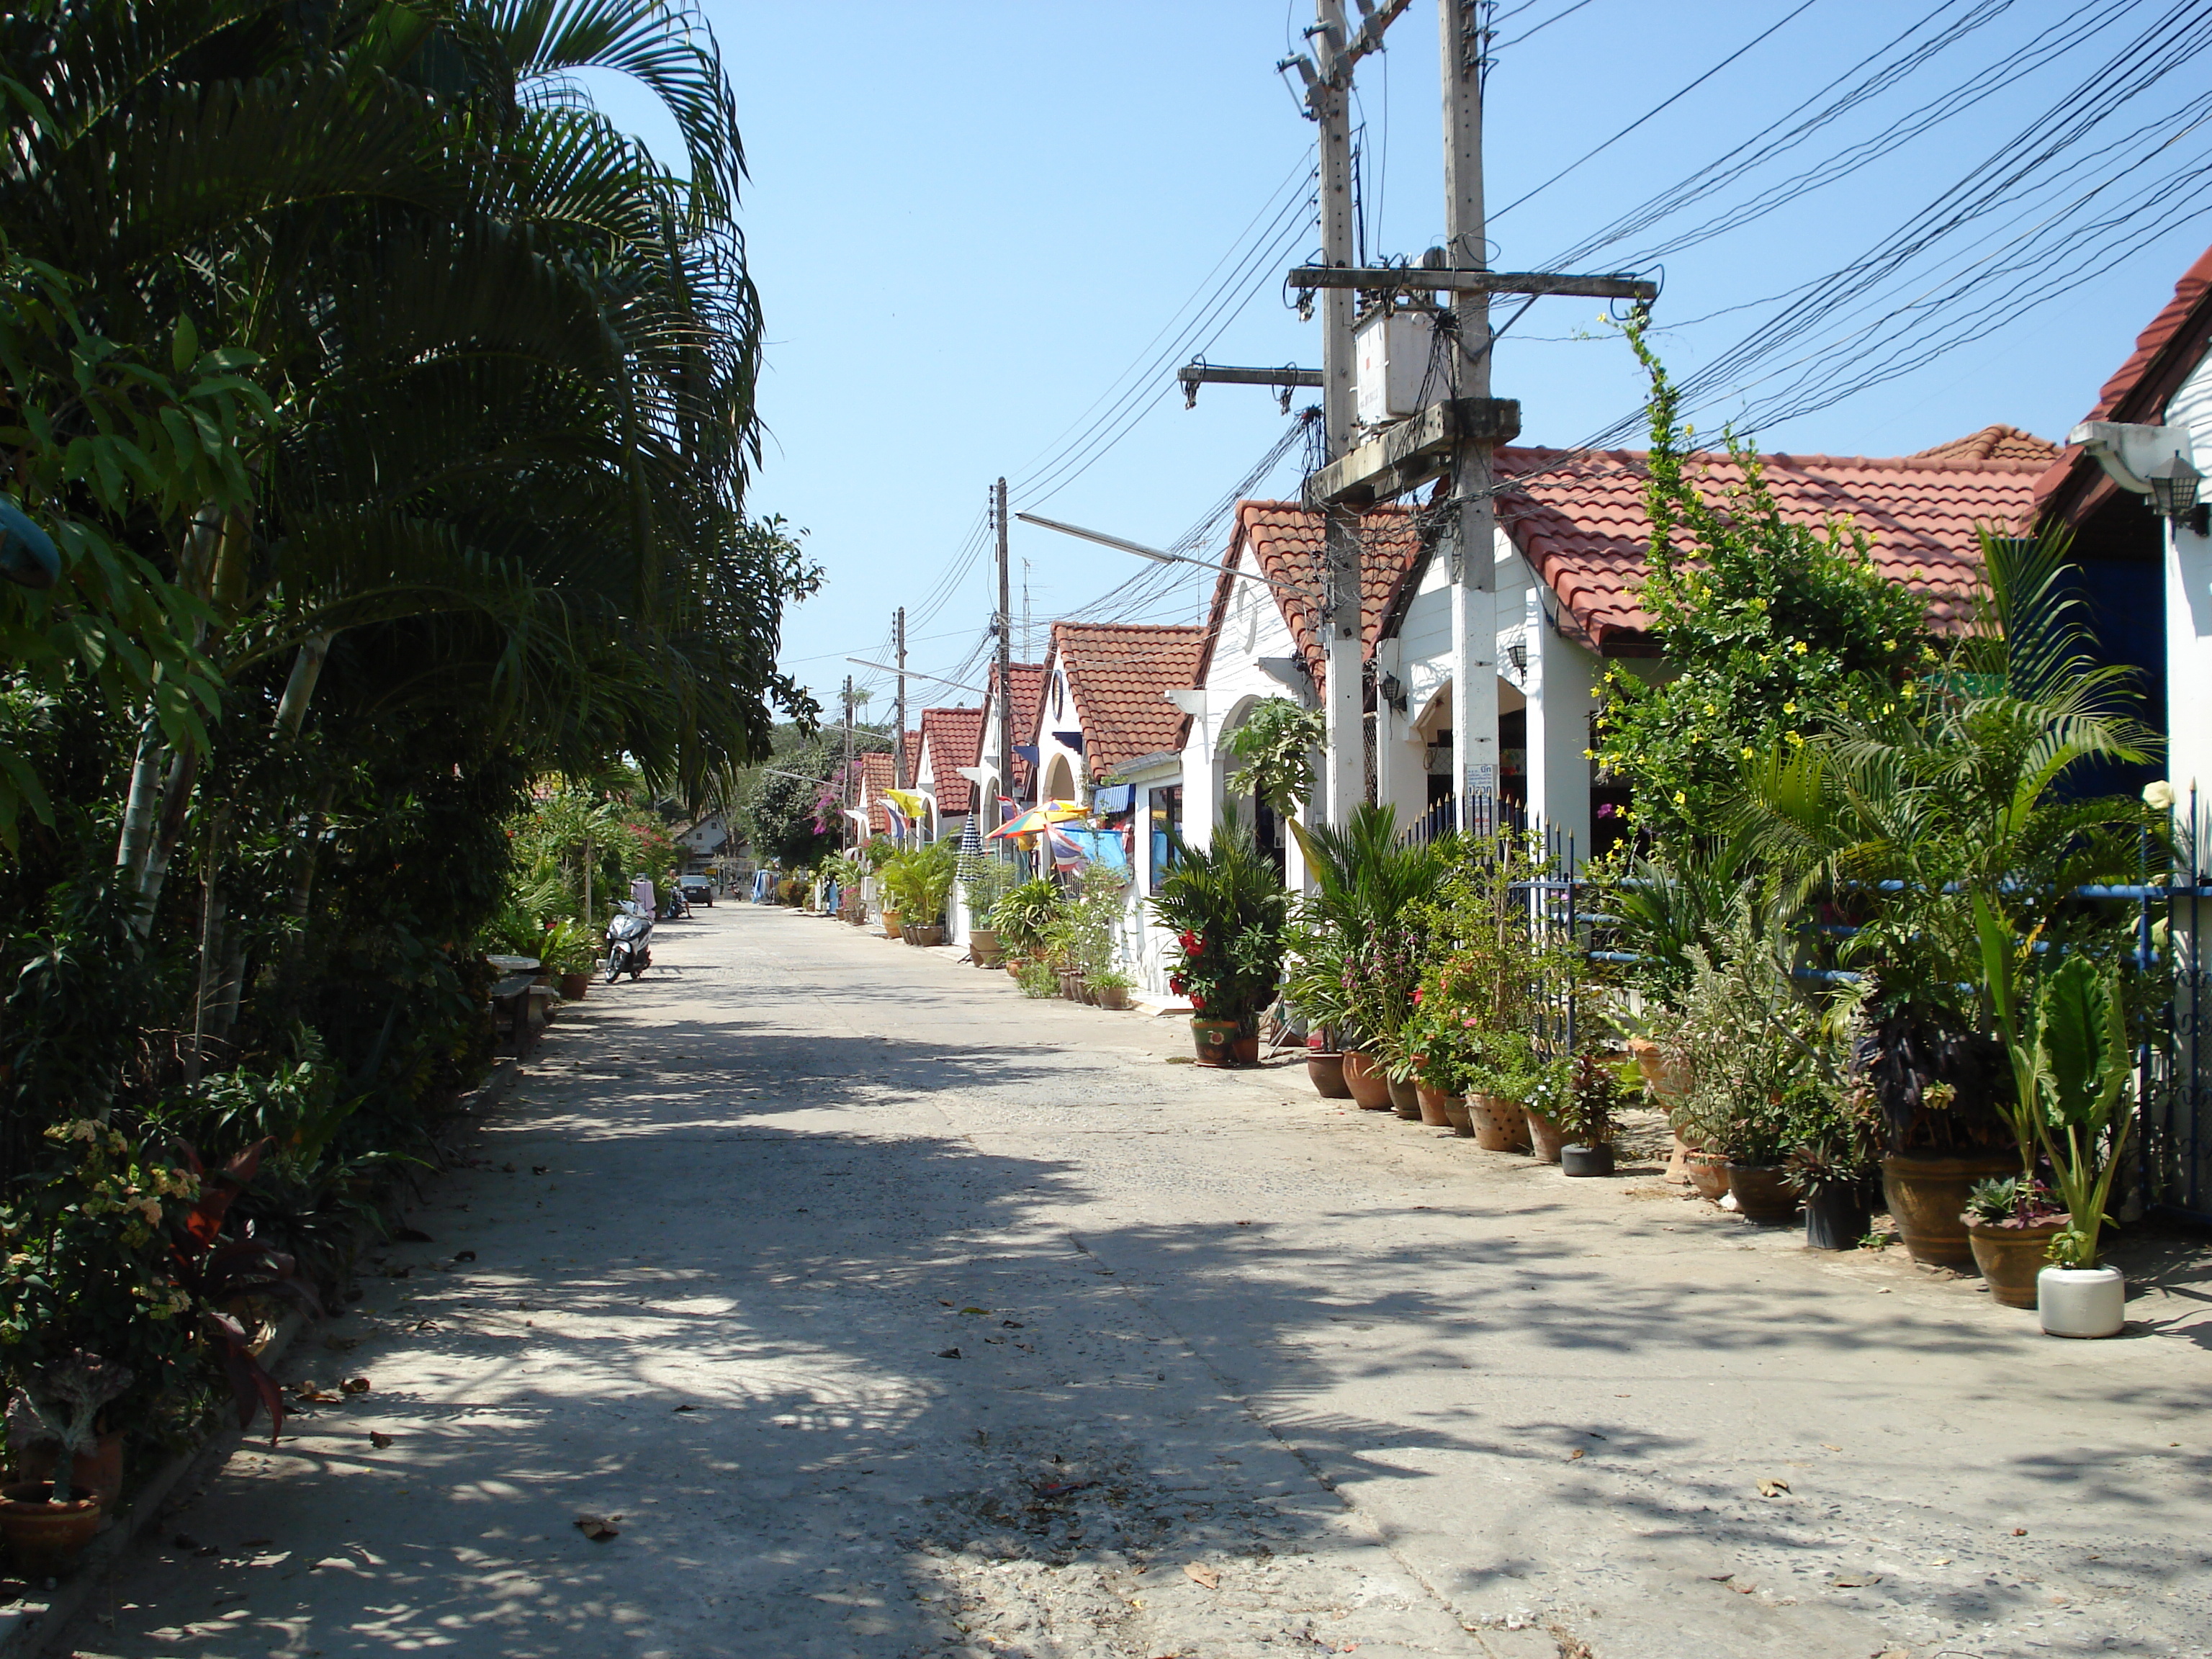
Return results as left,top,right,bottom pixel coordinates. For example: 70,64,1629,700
369,1431,395,1449
1757,1478,1790,1498
1568,1448,1586,1460
1831,1575,1881,1588
341,1377,371,1395
575,1513,621,1541
1183,1563,1220,1590
293,1385,341,1404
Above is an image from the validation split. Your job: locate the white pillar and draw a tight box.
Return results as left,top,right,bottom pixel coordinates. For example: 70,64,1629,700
1524,588,1595,859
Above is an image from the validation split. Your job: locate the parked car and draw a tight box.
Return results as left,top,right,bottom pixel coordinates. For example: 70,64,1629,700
679,875,715,907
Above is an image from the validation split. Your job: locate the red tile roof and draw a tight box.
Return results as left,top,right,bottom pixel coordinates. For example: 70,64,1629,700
1043,621,1208,781
1196,501,1426,694
857,750,897,833
902,729,922,788
916,706,984,814
1910,425,2058,464
1492,444,2046,650
984,661,1045,798
2034,243,2212,529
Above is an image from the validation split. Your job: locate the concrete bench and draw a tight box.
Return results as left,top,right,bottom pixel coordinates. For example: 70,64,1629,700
490,972,559,1047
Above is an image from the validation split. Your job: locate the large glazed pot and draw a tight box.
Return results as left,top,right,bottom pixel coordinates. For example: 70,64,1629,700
1524,1106,1567,1164
1414,1084,1456,1128
1727,1162,1799,1224
881,909,903,940
1387,1074,1421,1119
1191,1018,1238,1066
1969,1217,2069,1309
1882,1151,2021,1268
0,1483,102,1575
1440,1098,1475,1137
1307,1053,1352,1099
970,927,1004,968
1341,1052,1393,1110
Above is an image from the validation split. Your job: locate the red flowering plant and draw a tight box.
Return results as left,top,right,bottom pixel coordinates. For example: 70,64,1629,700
1148,824,1289,1037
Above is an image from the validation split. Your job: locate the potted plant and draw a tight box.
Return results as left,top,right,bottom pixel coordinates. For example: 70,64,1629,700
2010,957,2134,1338
1464,1031,1538,1152
1961,1177,2068,1308
0,1352,130,1573
540,917,597,1000
989,877,1065,968
1784,1077,1876,1248
1088,970,1134,1012
1149,823,1289,1067
964,860,1012,966
1555,1051,1624,1177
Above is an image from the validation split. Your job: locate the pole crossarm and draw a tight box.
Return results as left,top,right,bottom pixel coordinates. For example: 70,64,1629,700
1290,266,1658,301
1305,397,1521,508
1176,364,1323,389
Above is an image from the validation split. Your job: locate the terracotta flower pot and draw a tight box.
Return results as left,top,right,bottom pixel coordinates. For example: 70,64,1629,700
1097,985,1130,1011
1191,1017,1239,1066
1726,1162,1800,1223
1882,1151,2023,1268
1231,1035,1261,1065
1414,1084,1455,1127
1307,1053,1352,1099
1967,1215,2069,1308
881,909,903,939
1387,1074,1421,1118
1441,1098,1475,1137
1467,1093,1529,1151
971,927,1003,967
1524,1105,1567,1164
557,971,590,1001
0,1482,103,1575
1683,1149,1730,1201
1341,1051,1393,1110
1627,1036,1690,1103
14,1430,123,1511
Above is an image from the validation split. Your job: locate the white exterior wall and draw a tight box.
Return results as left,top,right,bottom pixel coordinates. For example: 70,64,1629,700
1033,664,1086,806
2165,343,2212,801
1176,550,1313,851
1386,528,1596,840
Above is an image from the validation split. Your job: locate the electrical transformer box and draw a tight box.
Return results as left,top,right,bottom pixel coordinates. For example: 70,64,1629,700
1354,309,1438,426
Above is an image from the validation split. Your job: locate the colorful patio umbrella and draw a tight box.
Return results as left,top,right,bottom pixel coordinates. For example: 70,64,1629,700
984,799,1088,840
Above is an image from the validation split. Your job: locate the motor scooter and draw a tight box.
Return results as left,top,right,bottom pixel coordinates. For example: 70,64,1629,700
659,888,691,921
604,902,654,982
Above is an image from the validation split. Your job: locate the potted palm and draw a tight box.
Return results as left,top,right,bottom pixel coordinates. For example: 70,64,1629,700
964,860,1012,966
989,877,1064,975
1149,822,1288,1066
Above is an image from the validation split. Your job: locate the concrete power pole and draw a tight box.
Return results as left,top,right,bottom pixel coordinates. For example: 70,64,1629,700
841,674,855,850
893,606,908,790
1440,0,1497,833
995,477,1015,824
1285,1,1408,828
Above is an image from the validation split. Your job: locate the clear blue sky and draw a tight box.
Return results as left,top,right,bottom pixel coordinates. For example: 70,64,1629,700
580,1,2212,722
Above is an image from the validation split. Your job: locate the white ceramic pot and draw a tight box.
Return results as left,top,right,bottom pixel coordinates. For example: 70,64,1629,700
2038,1264,2126,1339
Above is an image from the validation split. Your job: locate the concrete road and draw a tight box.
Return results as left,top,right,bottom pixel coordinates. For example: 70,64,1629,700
64,905,2212,1658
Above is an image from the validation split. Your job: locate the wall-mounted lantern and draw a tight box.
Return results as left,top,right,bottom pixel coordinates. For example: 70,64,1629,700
2070,420,2208,537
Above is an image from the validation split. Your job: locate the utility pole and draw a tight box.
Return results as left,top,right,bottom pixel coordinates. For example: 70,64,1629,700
893,606,908,789
1440,0,1495,834
842,673,855,849
1283,0,1409,827
994,477,1015,824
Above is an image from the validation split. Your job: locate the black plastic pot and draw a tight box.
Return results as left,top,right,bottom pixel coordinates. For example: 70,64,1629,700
1804,1184,1869,1251
1560,1141,1615,1178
